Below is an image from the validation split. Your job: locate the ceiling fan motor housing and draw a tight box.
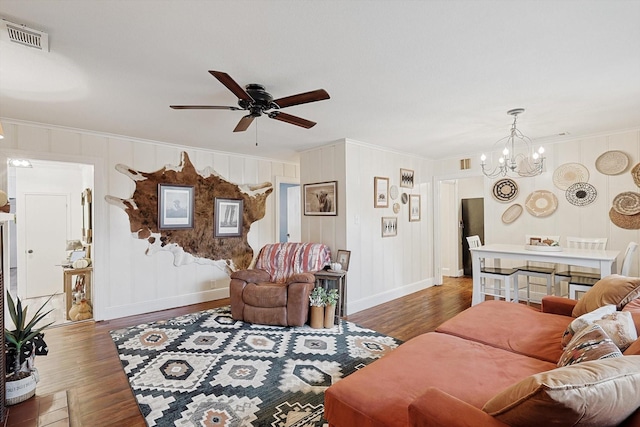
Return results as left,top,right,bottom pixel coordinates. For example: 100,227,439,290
239,84,277,116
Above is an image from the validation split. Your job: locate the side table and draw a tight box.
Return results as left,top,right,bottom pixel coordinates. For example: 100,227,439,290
63,266,93,321
314,270,347,319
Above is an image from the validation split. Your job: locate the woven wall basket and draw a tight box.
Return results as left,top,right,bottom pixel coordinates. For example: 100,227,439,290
612,192,640,216
609,208,640,230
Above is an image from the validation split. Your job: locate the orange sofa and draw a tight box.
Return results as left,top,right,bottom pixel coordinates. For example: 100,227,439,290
325,294,640,427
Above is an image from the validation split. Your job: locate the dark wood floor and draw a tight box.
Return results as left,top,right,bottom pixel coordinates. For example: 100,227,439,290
5,276,472,427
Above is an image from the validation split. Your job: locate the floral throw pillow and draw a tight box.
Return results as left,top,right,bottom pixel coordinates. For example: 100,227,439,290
558,323,622,367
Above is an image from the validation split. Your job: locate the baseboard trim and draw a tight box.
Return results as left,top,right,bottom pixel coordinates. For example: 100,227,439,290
347,278,434,316
100,288,230,320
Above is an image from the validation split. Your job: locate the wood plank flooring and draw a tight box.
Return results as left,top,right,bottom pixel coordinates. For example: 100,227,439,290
5,276,472,427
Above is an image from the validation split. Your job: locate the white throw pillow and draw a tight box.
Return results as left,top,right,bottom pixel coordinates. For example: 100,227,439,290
595,311,638,351
562,305,616,348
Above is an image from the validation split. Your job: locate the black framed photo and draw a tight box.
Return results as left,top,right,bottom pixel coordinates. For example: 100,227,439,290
304,181,337,216
158,184,194,229
215,198,243,237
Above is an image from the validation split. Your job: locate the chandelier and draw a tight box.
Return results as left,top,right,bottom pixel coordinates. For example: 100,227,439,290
480,108,545,178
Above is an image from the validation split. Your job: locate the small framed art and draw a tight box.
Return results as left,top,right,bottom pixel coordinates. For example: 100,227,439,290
374,176,389,208
400,168,414,188
382,217,397,237
215,198,244,237
336,249,351,271
304,181,337,216
409,194,421,222
158,184,194,229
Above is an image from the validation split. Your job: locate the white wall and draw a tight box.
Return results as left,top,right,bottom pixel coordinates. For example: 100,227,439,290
301,139,433,315
0,121,299,320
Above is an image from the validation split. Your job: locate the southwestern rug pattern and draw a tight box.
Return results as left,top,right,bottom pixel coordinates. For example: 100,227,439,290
110,306,401,427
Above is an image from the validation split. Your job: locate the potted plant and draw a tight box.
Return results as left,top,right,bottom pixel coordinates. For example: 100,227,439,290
309,287,326,329
5,291,53,405
323,289,340,328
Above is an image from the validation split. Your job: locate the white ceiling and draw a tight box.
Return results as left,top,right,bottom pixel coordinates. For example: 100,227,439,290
1,0,639,163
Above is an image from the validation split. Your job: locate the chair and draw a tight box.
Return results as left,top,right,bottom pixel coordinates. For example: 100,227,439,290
514,235,560,303
554,237,608,296
569,241,639,299
230,242,331,326
466,235,519,303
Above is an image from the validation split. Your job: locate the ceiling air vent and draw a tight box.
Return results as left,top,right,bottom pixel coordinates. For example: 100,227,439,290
1,20,49,51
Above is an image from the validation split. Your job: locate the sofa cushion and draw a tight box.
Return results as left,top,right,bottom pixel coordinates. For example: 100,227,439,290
572,275,640,317
436,300,572,363
324,332,556,427
624,338,640,356
483,356,640,427
558,323,622,367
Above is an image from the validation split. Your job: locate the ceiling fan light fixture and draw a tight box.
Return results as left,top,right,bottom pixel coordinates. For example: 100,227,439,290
480,108,546,178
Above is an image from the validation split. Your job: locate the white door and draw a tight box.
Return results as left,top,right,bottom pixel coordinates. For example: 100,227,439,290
287,186,301,242
24,194,68,298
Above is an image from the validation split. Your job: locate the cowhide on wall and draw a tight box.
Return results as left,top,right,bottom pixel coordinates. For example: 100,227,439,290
105,152,272,270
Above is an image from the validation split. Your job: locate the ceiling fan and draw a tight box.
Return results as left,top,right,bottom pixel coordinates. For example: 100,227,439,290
170,70,330,132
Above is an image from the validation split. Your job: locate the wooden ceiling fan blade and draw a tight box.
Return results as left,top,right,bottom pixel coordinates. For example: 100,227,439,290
209,70,254,102
170,105,241,110
272,89,330,109
233,115,255,132
268,111,316,129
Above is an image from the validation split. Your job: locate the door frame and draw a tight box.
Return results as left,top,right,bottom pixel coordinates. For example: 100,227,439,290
433,171,484,286
274,176,300,243
0,148,106,320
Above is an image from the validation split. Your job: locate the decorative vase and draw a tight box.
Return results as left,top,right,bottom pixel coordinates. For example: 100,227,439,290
310,305,324,328
324,304,336,328
6,373,37,406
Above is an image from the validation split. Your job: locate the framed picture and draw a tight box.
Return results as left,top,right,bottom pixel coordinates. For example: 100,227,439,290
158,184,194,229
381,217,397,237
374,176,389,208
304,181,337,216
409,194,421,222
215,198,244,237
336,249,351,271
400,168,414,188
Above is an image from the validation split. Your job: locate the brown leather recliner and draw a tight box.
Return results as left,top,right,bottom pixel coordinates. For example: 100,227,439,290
230,242,331,326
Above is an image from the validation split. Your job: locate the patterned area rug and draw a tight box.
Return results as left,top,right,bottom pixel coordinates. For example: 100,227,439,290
110,306,401,426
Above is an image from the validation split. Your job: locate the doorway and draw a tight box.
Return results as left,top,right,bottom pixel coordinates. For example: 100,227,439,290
8,159,94,326
435,174,484,284
275,176,301,243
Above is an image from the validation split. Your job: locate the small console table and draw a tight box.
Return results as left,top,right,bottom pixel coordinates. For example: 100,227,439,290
63,266,93,321
314,270,347,319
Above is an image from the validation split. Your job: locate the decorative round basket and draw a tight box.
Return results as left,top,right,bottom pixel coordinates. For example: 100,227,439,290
609,208,640,230
525,190,558,217
501,204,523,224
565,182,597,207
553,163,589,190
595,150,629,175
612,191,640,216
492,178,518,202
632,163,640,188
